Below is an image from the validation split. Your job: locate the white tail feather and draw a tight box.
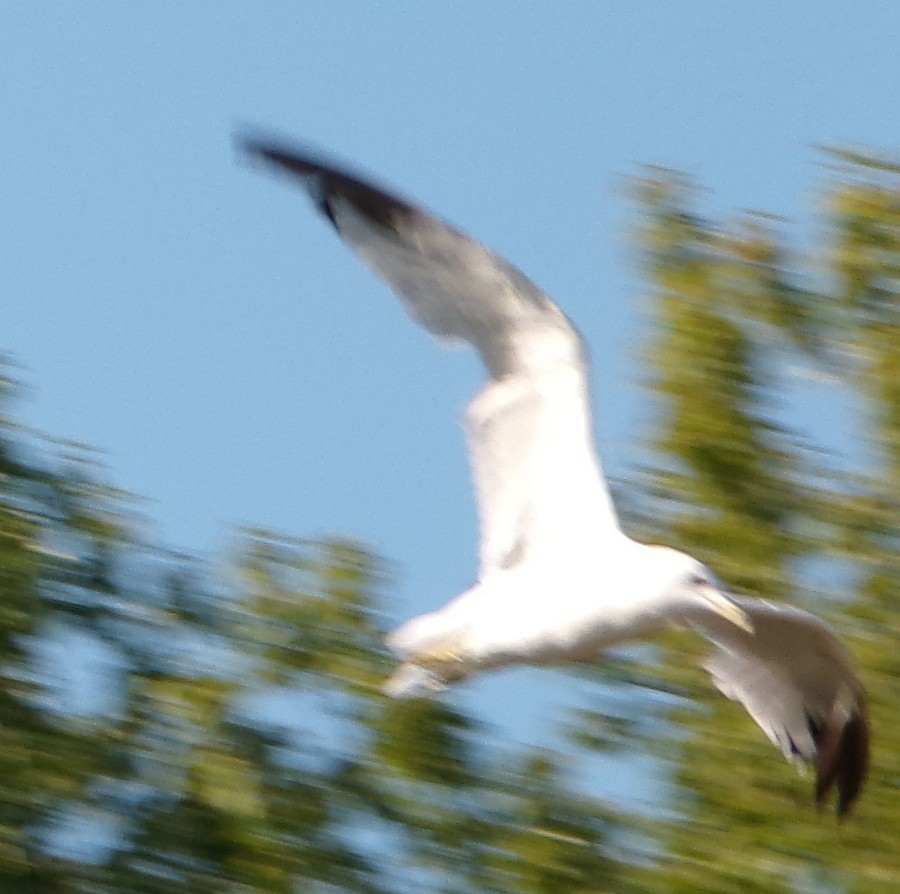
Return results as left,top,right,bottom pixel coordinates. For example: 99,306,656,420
386,605,467,660
384,663,448,697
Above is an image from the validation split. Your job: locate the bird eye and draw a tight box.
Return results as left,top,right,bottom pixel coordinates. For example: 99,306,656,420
688,571,710,588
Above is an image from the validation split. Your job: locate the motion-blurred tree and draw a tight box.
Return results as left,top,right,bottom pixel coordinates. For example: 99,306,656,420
616,149,899,893
0,146,896,893
0,368,621,892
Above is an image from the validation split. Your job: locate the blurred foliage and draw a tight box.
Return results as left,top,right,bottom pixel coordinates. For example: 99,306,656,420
0,146,897,892
0,367,619,892
623,147,900,892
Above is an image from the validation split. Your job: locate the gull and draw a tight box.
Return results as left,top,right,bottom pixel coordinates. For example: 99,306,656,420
241,134,869,816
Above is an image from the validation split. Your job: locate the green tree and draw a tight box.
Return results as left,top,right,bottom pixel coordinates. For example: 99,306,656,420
1,145,898,893
617,150,899,892
0,366,622,892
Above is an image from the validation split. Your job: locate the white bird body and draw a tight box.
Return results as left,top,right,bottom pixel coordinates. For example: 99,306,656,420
389,542,695,676
244,135,869,816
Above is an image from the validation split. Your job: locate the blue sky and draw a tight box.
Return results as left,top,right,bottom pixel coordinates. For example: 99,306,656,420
4,4,899,811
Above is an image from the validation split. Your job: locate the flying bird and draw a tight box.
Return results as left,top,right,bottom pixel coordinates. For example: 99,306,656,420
241,134,869,816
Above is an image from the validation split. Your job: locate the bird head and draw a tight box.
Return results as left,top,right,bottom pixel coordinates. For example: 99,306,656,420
644,546,753,633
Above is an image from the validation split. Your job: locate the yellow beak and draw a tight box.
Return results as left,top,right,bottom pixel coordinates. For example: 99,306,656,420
705,587,754,634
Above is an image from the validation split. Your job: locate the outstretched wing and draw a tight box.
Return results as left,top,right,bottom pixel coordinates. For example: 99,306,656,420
242,135,619,576
694,596,869,817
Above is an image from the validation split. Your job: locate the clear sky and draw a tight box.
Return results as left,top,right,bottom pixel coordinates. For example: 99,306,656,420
4,3,899,811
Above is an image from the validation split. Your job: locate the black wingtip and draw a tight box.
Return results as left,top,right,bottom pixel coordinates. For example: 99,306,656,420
235,127,418,234
812,705,870,819
234,126,296,169
234,130,326,190
234,128,341,225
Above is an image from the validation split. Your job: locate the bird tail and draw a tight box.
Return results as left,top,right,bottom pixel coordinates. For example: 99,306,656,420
387,609,455,659
383,662,449,698
383,607,469,697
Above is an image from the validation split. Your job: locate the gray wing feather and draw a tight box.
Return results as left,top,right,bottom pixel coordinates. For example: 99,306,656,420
706,647,819,761
243,136,620,574
241,135,570,378
696,596,868,817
